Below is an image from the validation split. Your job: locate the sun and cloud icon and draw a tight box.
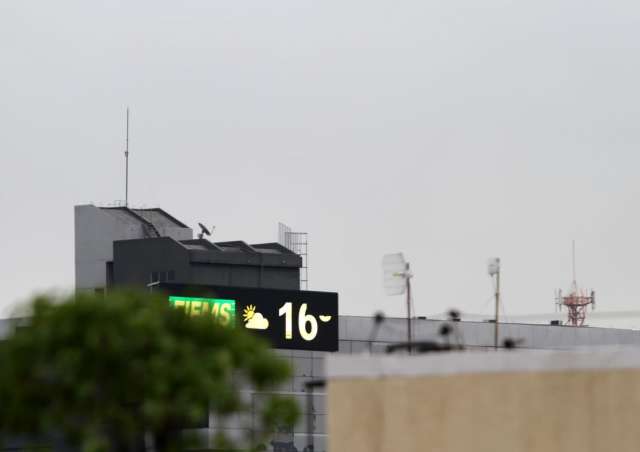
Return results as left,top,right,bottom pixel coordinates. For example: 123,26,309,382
243,305,269,330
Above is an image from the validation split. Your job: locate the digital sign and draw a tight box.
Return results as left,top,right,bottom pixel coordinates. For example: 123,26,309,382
161,284,338,352
168,296,235,326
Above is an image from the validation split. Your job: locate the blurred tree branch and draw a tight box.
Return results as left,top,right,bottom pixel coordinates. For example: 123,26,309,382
0,291,299,452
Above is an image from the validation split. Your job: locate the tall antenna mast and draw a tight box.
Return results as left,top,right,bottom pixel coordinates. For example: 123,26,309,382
572,239,576,290
125,107,130,207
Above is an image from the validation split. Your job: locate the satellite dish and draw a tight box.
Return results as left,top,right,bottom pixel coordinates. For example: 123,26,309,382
487,257,500,276
383,253,409,296
198,223,214,239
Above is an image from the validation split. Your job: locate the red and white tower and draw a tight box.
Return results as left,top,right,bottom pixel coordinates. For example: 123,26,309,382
555,241,595,327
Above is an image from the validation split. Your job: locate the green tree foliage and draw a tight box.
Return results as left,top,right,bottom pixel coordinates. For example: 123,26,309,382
0,291,299,452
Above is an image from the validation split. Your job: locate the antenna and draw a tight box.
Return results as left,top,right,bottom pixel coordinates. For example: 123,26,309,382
487,257,501,349
197,223,213,239
572,239,576,289
125,107,130,207
382,253,413,347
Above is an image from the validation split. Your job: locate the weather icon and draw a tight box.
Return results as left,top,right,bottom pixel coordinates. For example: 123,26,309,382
243,305,269,330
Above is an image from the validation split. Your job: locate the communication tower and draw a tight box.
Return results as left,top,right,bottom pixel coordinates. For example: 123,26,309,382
555,242,595,326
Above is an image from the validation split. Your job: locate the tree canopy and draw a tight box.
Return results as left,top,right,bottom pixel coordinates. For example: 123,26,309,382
0,291,299,452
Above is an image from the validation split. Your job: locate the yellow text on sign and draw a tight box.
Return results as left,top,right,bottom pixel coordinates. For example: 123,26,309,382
278,302,319,341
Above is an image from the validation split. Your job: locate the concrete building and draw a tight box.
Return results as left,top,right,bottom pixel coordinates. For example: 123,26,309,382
2,204,633,451
75,204,300,292
326,347,640,452
3,313,640,451
70,204,640,451
74,205,193,291
264,316,640,452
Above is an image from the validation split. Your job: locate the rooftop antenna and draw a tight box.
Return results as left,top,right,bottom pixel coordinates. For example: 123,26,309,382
198,223,213,239
572,239,577,291
125,107,130,207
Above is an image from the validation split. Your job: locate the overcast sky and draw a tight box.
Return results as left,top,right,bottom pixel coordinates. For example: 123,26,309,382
2,1,640,325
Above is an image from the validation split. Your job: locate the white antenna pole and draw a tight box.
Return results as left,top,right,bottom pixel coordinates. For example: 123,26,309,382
487,257,501,349
406,262,412,347
125,107,129,207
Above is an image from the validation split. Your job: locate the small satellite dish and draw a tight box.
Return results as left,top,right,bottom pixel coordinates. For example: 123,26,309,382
487,257,500,276
198,223,214,239
383,253,409,296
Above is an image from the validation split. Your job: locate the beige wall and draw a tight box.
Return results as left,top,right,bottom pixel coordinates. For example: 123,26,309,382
328,368,640,452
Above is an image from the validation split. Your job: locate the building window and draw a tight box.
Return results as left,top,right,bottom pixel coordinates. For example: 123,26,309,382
168,270,175,281
151,271,159,283
106,261,114,287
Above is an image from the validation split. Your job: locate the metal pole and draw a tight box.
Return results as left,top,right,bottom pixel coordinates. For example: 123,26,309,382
572,240,576,284
125,107,129,207
494,270,500,349
406,263,412,350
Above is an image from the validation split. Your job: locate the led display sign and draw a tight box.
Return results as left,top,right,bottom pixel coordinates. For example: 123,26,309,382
162,284,338,352
168,296,236,326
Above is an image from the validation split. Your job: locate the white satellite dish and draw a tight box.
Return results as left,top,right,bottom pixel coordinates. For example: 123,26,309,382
383,253,409,296
487,257,500,276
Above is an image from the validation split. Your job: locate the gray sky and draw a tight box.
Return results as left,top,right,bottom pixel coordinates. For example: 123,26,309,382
2,0,640,324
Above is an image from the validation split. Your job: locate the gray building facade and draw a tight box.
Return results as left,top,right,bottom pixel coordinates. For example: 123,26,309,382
75,204,301,293
75,205,193,291
113,238,300,290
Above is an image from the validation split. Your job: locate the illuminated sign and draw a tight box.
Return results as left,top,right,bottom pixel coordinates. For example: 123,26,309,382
168,296,235,327
164,284,338,352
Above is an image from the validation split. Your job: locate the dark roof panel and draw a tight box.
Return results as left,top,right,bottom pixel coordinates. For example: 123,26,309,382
252,243,298,255
214,241,256,253
180,239,221,251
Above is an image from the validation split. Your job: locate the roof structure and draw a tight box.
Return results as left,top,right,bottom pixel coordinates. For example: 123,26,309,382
178,239,298,256
131,208,189,229
99,206,191,239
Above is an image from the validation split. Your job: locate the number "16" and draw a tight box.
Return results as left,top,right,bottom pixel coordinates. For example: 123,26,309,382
278,302,318,341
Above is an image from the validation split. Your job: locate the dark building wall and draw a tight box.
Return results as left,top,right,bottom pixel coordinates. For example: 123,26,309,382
260,266,300,289
189,263,299,290
113,237,191,286
112,238,301,291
